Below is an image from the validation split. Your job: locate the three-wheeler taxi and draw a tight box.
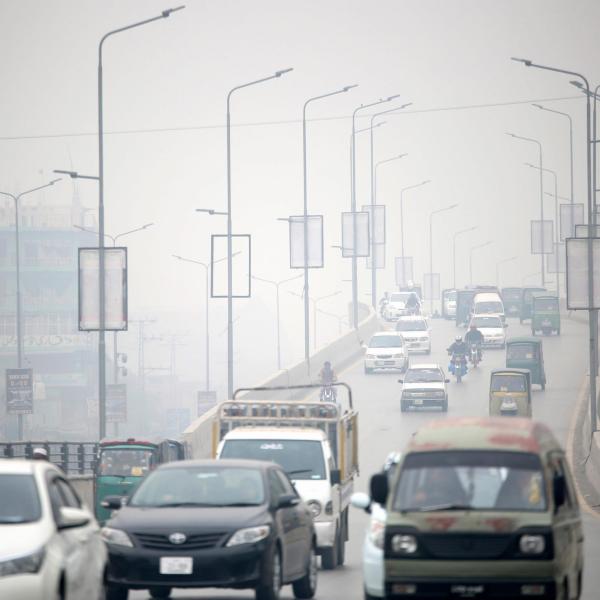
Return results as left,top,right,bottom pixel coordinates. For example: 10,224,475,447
519,286,546,323
489,368,532,417
531,294,560,336
506,337,546,390
500,286,522,318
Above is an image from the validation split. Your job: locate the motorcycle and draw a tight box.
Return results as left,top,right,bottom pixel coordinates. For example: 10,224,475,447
448,353,468,383
320,384,337,402
469,343,481,368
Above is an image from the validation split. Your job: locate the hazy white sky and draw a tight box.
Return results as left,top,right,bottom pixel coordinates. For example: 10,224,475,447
1,0,598,395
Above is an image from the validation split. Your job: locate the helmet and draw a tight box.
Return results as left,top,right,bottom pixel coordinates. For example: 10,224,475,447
324,361,331,368
32,447,49,461
455,335,462,342
470,324,477,329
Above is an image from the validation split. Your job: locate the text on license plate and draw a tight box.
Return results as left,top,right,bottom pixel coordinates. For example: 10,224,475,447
160,557,193,575
413,398,423,405
451,584,484,597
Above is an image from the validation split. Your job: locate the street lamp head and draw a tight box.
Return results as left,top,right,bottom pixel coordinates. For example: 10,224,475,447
505,132,516,138
399,102,413,110
422,179,431,185
343,84,359,92
531,103,544,110
53,169,77,178
510,57,532,66
162,6,186,18
570,80,584,90
172,254,182,260
386,94,401,102
142,223,154,230
275,68,294,77
524,162,535,168
49,178,61,185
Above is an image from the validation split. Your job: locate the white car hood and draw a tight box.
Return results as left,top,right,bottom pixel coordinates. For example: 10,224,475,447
403,381,445,391
398,331,427,339
0,522,49,561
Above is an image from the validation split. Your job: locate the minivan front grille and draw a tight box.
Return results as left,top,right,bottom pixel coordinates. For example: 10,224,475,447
421,534,512,559
134,531,227,551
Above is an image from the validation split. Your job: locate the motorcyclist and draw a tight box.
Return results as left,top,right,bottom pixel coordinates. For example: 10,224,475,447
319,361,338,401
464,324,484,361
405,293,420,315
447,335,468,358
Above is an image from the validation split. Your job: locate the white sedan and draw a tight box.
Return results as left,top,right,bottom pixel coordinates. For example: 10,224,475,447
395,316,431,354
364,332,409,374
468,314,508,348
0,459,106,600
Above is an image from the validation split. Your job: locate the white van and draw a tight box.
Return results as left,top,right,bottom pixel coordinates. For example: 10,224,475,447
471,292,505,322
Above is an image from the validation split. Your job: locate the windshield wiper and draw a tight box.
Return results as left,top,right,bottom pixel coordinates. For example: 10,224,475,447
217,502,262,507
155,502,217,508
287,469,313,476
417,503,473,512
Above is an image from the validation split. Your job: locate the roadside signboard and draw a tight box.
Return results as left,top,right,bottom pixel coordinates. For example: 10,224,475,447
5,368,33,415
560,203,584,240
566,237,600,310
106,384,127,423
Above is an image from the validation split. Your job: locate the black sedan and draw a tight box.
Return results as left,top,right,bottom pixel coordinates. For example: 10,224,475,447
101,458,317,600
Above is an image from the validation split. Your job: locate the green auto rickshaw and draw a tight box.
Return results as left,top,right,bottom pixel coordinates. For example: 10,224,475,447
501,287,522,318
506,337,546,390
519,286,547,323
489,368,532,417
531,294,560,336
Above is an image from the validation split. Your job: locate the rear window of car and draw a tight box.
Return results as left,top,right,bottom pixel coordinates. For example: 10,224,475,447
404,368,443,383
0,474,41,524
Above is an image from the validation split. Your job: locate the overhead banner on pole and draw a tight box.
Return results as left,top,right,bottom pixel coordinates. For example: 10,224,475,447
530,220,554,255
566,237,600,310
395,256,413,287
288,215,324,268
341,211,370,257
575,224,600,238
5,368,33,415
560,204,584,241
211,234,251,298
423,273,441,301
361,204,386,244
78,247,128,331
547,243,566,274
366,243,385,270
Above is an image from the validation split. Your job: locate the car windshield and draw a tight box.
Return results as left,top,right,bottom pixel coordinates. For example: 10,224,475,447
130,466,265,507
445,291,456,301
474,301,503,314
404,368,443,383
220,440,326,480
390,293,410,303
491,374,527,392
507,343,538,360
534,298,559,311
98,448,156,477
393,450,547,512
0,474,41,524
396,320,427,332
502,289,521,302
369,335,403,348
471,316,502,328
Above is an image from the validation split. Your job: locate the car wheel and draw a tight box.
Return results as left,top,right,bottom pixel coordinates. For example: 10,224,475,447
256,546,282,600
149,588,171,599
105,585,128,600
292,545,317,599
400,400,408,412
336,518,346,566
541,379,546,391
320,528,338,570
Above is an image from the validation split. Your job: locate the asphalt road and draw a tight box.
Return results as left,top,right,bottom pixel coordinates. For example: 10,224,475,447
130,314,600,599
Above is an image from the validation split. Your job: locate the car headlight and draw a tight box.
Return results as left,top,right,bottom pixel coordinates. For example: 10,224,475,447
519,534,545,555
392,353,404,359
226,525,270,547
0,548,45,577
366,354,375,359
391,534,417,555
368,519,385,550
432,390,445,397
101,527,134,548
306,500,322,518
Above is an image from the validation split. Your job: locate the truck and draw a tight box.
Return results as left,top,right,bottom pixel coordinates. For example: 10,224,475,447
183,386,359,570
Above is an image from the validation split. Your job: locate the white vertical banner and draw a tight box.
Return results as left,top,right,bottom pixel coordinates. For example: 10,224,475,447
341,211,370,257
361,204,386,244
530,220,554,255
78,247,128,331
575,224,600,238
566,237,600,310
366,243,385,269
423,273,441,301
395,257,413,287
289,215,324,268
560,204,584,241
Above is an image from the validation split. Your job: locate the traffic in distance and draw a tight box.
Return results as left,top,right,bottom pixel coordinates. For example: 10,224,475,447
2,284,593,600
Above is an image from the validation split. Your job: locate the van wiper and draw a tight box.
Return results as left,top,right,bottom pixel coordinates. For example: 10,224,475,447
287,469,313,476
218,502,262,507
417,503,473,512
156,502,216,508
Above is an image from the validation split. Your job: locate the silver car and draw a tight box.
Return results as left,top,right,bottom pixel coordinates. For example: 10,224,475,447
399,364,449,412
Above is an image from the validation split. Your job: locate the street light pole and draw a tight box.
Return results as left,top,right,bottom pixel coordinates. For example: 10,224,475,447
302,85,356,372
226,68,292,398
351,95,400,329
252,274,302,370
506,132,545,286
496,256,518,288
469,241,493,285
0,178,61,440
96,5,184,440
399,181,430,280
428,204,458,314
452,226,477,289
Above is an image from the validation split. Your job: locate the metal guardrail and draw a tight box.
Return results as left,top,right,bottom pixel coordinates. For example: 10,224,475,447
233,382,354,409
0,442,98,475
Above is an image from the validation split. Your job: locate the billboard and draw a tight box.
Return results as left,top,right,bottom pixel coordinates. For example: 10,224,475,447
423,273,441,301
366,243,385,270
288,215,324,268
560,203,584,241
566,237,600,310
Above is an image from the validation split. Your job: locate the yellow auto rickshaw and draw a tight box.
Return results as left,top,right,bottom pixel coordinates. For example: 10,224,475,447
489,368,532,417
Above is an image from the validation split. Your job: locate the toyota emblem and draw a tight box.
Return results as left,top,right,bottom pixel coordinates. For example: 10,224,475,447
168,532,187,545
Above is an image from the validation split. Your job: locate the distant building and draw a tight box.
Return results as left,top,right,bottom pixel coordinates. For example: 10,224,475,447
0,185,97,440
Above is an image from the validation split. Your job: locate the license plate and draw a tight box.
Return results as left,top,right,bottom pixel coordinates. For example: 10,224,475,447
159,557,193,575
542,319,551,326
450,584,484,597
413,398,423,405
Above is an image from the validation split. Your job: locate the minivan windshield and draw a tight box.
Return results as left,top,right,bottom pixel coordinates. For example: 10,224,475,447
369,335,403,348
220,439,326,480
474,301,503,314
130,466,265,507
0,474,41,524
393,450,547,512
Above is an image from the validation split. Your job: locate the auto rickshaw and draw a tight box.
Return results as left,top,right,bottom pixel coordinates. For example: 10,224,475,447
489,368,532,417
519,287,547,323
531,294,560,336
506,337,546,390
501,286,522,318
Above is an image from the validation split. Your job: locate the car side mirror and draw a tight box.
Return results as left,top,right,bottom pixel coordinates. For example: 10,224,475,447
350,492,372,513
57,506,90,530
370,472,389,505
397,379,403,384
101,495,126,510
553,475,566,509
445,379,450,383
330,468,341,486
277,494,300,509
504,323,509,328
